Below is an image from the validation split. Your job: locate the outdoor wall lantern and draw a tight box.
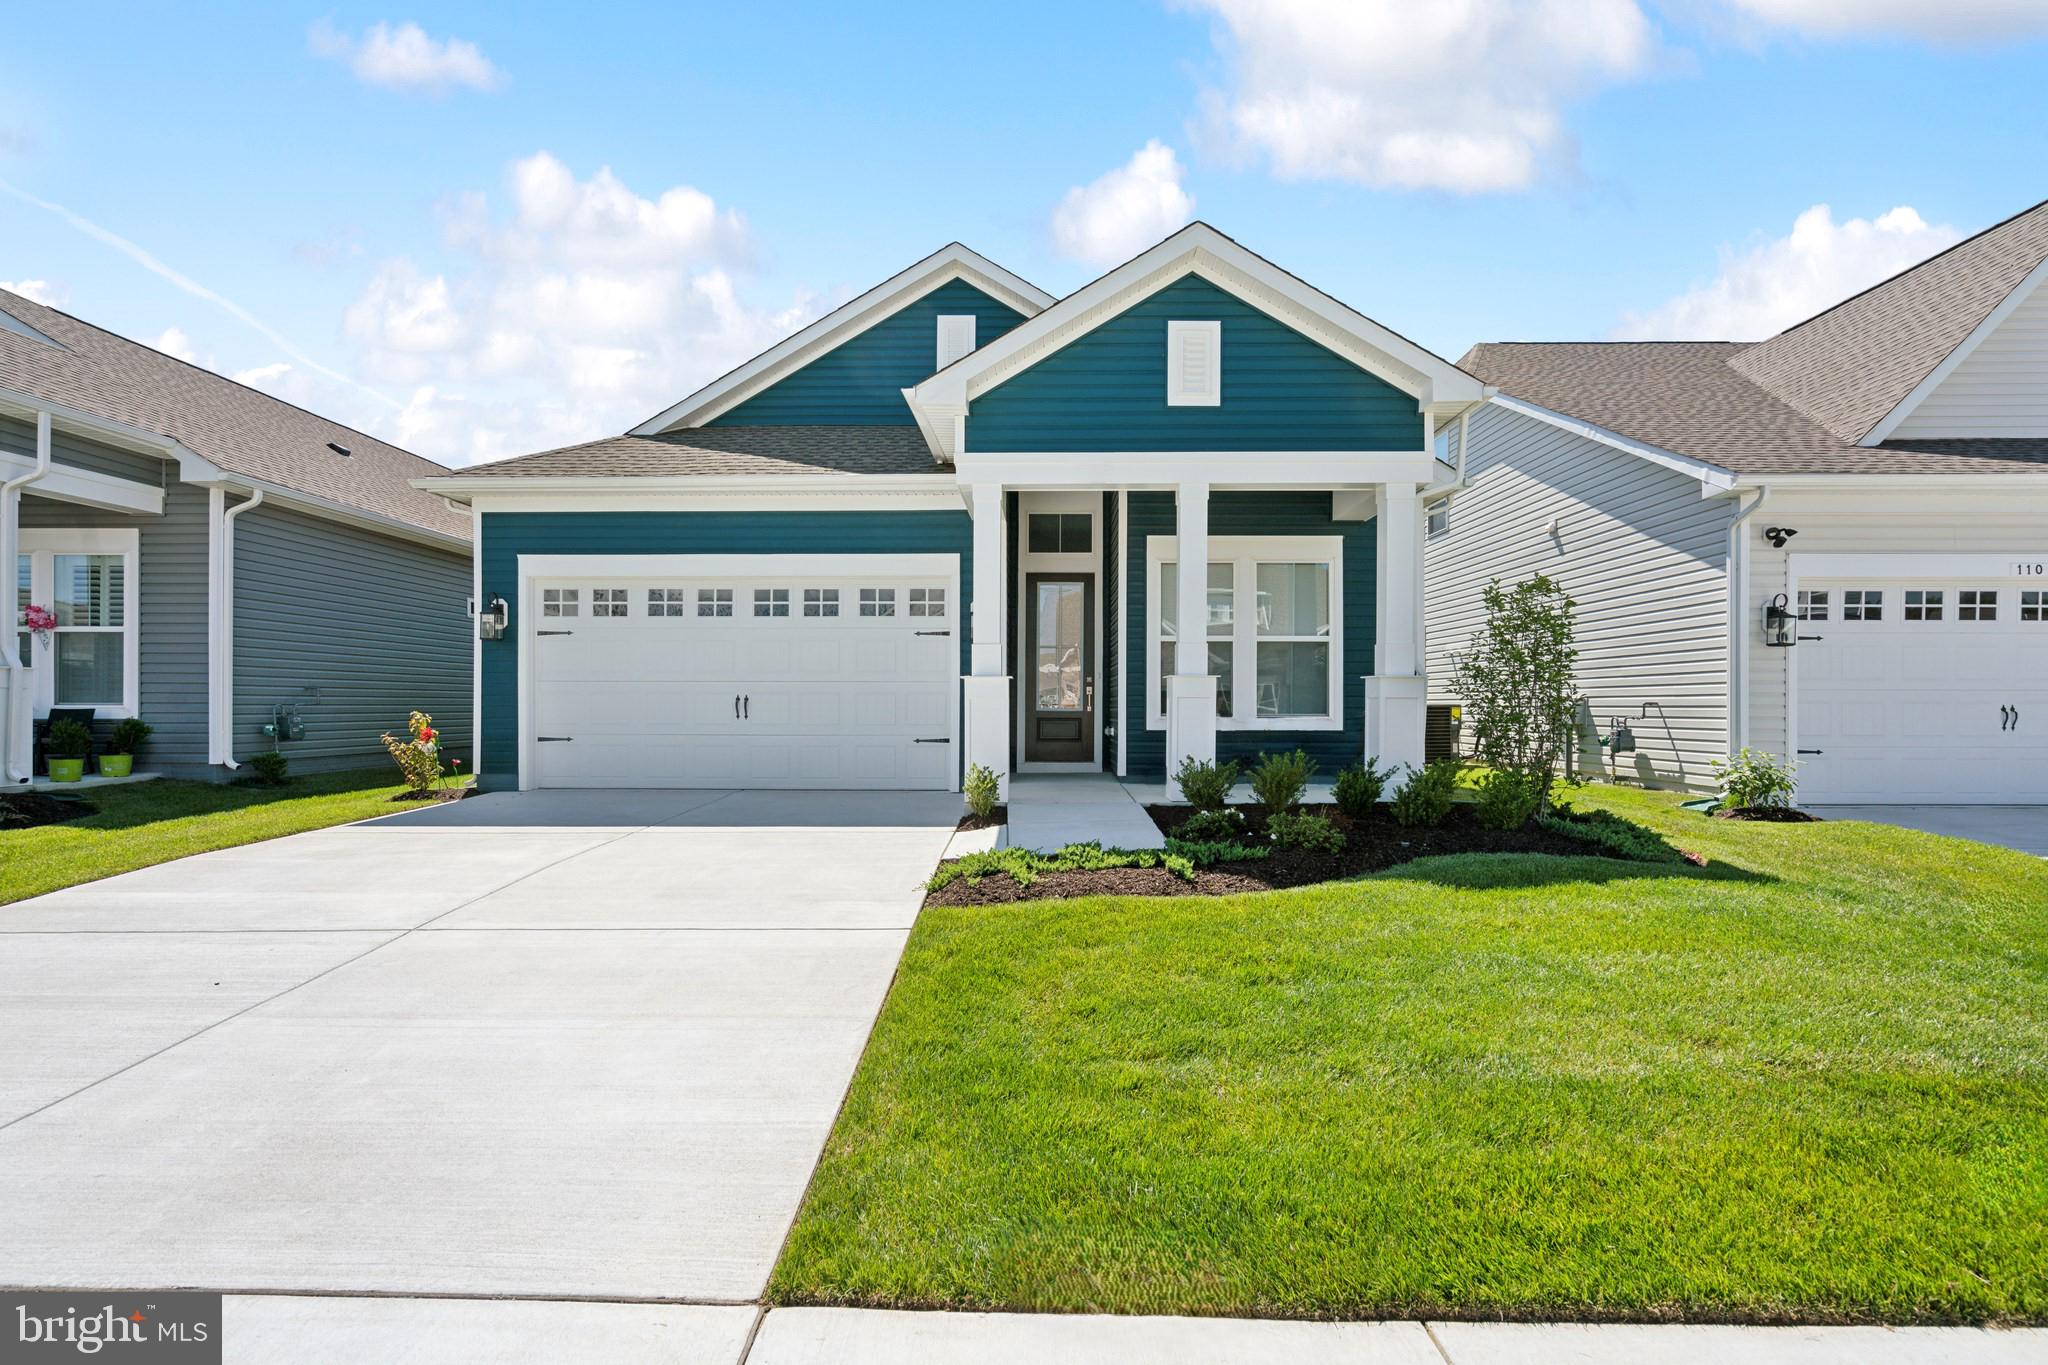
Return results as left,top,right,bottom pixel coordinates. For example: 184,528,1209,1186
1763,593,1797,648
478,595,509,640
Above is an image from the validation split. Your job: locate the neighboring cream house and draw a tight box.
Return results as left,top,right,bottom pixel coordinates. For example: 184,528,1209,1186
1427,199,2048,804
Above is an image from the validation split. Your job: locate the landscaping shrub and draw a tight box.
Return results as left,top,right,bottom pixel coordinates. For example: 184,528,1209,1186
1451,574,1581,811
1539,806,1686,865
1390,759,1460,828
105,717,153,756
1249,749,1316,813
1472,767,1539,831
1165,837,1270,867
44,718,92,760
1332,759,1392,819
1265,810,1345,852
1177,807,1247,842
1173,756,1240,811
381,711,445,795
1714,746,1798,811
245,750,290,785
928,841,1197,891
963,763,1001,820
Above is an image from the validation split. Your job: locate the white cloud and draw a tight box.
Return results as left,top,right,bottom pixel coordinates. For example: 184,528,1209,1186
1725,0,2048,41
310,20,503,94
1050,140,1196,266
151,326,203,365
339,152,812,465
231,361,294,388
1614,204,1963,340
0,278,66,305
1179,0,1657,192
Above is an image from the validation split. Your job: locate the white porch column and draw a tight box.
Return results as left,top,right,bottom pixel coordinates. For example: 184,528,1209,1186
1365,480,1428,775
1166,480,1217,794
962,481,1011,799
1,412,51,786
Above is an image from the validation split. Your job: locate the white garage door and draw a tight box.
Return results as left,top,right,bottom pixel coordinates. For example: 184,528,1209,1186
526,571,958,789
1795,579,2048,802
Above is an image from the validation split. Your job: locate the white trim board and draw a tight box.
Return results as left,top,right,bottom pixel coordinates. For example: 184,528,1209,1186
6,457,163,515
954,449,1439,490
1862,250,2048,446
1786,551,2048,580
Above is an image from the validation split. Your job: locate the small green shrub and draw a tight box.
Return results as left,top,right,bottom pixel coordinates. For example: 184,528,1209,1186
1713,746,1798,810
105,717,153,756
1390,759,1460,828
1331,758,1393,818
1173,756,1241,811
927,841,1195,891
246,749,290,786
44,718,92,759
1176,807,1247,842
1165,837,1270,867
1472,768,1539,831
1249,748,1316,813
1539,806,1685,865
963,763,1001,819
1265,809,1345,852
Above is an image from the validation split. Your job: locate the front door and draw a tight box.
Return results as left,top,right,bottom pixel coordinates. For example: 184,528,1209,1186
1025,573,1094,763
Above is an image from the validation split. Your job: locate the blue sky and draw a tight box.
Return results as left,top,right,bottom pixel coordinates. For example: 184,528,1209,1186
3,1,2046,464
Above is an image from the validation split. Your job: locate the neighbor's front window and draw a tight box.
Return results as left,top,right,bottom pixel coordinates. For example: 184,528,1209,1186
1152,537,1340,729
16,532,139,715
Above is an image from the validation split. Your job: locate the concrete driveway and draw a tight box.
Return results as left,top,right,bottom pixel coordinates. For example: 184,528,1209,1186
1805,805,2048,857
0,788,956,1307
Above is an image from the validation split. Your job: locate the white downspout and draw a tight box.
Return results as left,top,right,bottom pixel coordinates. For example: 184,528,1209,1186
2,411,53,784
209,486,263,770
1725,485,1770,757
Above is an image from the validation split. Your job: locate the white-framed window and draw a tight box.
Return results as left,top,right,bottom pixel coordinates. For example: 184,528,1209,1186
1147,535,1342,730
908,587,946,618
859,587,896,617
648,588,689,617
541,587,578,618
1426,504,1450,540
2023,589,2045,622
591,587,629,618
1842,589,1882,621
754,587,790,618
1959,589,1998,621
1796,590,1828,621
936,314,976,370
14,528,141,718
803,587,839,618
1904,589,1943,621
1166,320,1222,406
696,587,733,618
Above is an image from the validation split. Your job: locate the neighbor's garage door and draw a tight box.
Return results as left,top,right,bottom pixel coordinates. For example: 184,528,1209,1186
528,572,956,789
1796,578,2048,802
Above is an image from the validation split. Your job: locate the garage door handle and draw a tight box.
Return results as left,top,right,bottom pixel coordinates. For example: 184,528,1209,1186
734,694,740,720
914,737,951,744
915,629,951,636
743,694,749,720
536,630,573,637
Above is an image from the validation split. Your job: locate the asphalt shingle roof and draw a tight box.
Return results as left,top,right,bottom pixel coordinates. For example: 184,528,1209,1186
451,426,940,478
0,288,469,538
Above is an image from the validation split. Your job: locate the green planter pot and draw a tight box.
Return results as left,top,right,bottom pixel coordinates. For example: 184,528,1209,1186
46,758,85,783
99,754,134,778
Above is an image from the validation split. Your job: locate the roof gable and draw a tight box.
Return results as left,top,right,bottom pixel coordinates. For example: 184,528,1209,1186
632,244,1054,434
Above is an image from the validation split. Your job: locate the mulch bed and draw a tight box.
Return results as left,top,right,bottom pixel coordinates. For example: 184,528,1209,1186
924,803,1602,906
389,787,474,805
0,791,94,830
1715,805,1820,822
956,805,1007,833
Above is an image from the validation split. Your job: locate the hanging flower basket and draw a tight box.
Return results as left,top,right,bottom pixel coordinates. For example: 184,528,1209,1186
21,604,55,648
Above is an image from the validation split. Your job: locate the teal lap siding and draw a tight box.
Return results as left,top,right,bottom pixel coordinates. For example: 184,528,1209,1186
477,509,973,789
1123,491,1376,780
966,276,1422,452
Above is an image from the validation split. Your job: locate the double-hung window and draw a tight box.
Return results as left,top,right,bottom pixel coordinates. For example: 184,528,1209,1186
14,529,140,717
1148,536,1341,730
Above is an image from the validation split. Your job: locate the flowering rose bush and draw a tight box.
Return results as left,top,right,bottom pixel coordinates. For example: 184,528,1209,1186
381,710,445,795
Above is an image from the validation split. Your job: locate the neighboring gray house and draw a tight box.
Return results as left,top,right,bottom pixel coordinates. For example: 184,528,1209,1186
2,288,472,785
1426,198,2048,804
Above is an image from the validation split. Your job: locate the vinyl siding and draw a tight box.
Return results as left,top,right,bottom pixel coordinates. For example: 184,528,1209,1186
18,476,210,774
477,509,973,789
1891,279,2048,438
1124,490,1375,780
0,413,168,484
1424,403,1734,792
708,280,1027,426
233,501,471,773
966,275,1422,453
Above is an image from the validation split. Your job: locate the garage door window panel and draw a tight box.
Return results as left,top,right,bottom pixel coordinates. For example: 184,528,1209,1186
649,588,688,617
1904,590,1943,622
591,588,629,618
1797,590,1828,621
860,588,896,618
2023,590,2045,622
1960,590,1997,622
697,588,734,618
804,588,839,618
754,588,790,618
1843,589,1883,621
542,588,578,618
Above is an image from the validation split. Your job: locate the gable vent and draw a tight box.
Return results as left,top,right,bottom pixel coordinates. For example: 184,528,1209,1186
1167,320,1221,407
935,314,976,371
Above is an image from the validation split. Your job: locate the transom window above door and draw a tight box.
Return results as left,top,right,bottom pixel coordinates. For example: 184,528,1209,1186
1149,536,1341,730
1027,514,1092,554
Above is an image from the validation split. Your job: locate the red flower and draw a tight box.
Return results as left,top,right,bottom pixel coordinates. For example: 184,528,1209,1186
420,727,436,742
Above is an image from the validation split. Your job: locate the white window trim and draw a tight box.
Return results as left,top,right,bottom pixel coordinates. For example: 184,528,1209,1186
1145,534,1342,732
15,527,141,720
1166,320,1221,407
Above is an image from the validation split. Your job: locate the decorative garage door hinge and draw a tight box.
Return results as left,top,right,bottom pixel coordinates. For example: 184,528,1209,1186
914,629,951,636
538,736,574,742
536,629,574,636
913,737,952,744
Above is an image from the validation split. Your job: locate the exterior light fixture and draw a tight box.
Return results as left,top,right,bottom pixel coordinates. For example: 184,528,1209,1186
478,595,509,640
1763,593,1796,648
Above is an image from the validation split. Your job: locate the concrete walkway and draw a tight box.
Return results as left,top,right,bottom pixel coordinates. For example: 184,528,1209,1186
1006,772,1165,851
1805,805,2048,856
0,789,956,1303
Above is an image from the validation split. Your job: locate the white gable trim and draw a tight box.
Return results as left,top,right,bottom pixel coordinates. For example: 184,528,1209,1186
906,223,1484,460
1861,250,2048,446
631,245,1055,435
1489,393,1740,492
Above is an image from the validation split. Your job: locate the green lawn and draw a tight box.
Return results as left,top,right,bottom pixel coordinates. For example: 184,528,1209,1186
1,768,438,904
771,786,2048,1325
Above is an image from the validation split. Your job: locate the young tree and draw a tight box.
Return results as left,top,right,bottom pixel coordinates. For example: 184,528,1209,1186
1451,574,1582,813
